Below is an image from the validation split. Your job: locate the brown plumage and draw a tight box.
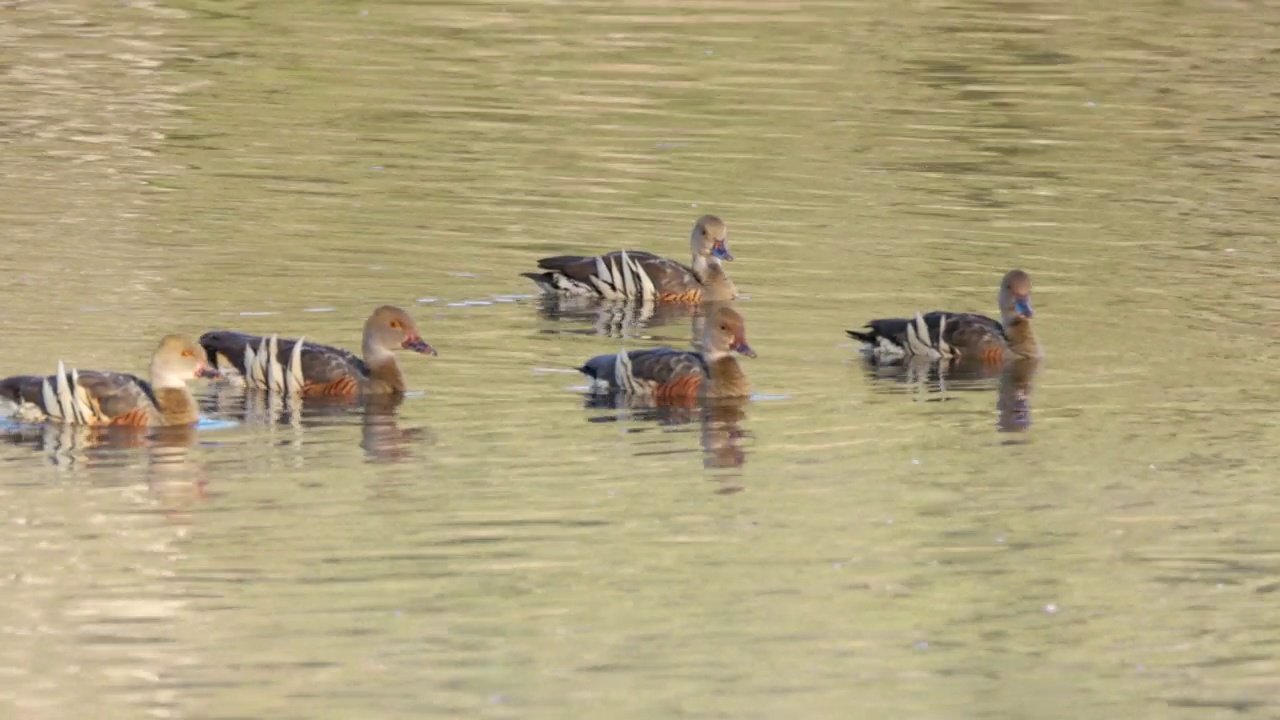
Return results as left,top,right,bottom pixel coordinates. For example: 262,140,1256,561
199,305,436,396
522,215,739,303
579,306,756,404
847,269,1041,363
0,335,219,427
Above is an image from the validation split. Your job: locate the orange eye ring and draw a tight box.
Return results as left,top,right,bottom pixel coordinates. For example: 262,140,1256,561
389,320,402,329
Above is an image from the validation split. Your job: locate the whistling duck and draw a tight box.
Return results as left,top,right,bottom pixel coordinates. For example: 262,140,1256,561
579,305,755,403
847,269,1041,363
199,305,436,396
0,335,219,426
523,215,738,302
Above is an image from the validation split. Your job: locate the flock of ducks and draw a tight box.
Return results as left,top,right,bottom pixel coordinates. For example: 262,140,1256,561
0,214,1042,431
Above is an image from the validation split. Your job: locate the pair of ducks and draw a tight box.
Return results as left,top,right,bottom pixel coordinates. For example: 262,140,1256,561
532,215,753,403
0,215,1040,427
0,306,437,428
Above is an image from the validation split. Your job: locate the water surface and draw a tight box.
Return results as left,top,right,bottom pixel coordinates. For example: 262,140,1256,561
1,0,1279,718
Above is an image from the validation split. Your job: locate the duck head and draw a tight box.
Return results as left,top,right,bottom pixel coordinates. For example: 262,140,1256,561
998,269,1034,326
152,334,221,388
704,306,755,360
691,214,733,262
364,305,437,356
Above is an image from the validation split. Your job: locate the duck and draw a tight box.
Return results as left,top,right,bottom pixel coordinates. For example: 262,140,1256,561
199,305,436,396
579,305,755,404
847,269,1041,363
522,214,738,302
0,335,219,426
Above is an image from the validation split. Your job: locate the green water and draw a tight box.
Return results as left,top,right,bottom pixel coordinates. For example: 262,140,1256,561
1,0,1278,717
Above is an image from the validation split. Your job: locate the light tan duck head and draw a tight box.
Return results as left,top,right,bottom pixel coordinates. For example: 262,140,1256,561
701,305,755,361
362,305,437,361
151,334,221,389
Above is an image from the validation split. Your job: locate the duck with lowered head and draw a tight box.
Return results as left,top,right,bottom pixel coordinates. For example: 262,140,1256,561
847,269,1042,363
522,214,739,303
0,334,219,426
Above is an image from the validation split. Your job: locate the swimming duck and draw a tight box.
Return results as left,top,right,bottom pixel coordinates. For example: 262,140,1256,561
199,305,436,396
522,215,738,302
0,335,219,426
579,305,755,403
847,269,1041,363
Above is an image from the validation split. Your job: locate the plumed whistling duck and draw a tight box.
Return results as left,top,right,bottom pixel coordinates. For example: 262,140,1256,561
199,305,436,396
523,215,738,303
847,269,1041,363
0,335,219,426
579,305,755,404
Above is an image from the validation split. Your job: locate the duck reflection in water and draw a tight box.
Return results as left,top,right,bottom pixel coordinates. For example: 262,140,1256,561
997,358,1039,441
535,294,703,341
857,354,1005,401
1,421,195,465
0,422,211,501
585,392,751,473
357,394,433,464
202,389,428,465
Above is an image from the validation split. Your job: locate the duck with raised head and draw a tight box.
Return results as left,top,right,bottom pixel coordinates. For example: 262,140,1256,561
199,305,437,396
0,335,220,426
579,305,755,404
522,214,739,302
847,269,1041,363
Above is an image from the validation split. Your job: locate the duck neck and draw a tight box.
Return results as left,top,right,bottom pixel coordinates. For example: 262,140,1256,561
690,253,712,281
150,360,199,425
1002,317,1042,359
699,262,737,301
700,352,751,400
362,340,406,393
153,386,199,426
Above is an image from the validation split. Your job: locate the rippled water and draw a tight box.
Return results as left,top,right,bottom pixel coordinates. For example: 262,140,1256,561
2,0,1279,717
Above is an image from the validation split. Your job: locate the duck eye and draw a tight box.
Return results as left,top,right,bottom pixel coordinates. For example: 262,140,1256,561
390,320,401,329
181,350,194,358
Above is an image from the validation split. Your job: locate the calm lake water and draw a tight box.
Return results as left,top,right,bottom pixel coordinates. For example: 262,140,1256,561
2,0,1279,717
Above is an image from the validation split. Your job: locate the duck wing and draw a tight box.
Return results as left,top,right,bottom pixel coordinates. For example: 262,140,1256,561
72,371,161,424
201,331,366,385
0,375,47,406
294,343,369,389
848,311,1008,362
580,346,708,401
528,250,701,299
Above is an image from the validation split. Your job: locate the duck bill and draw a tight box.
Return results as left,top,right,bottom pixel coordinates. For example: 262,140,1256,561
1014,298,1034,318
196,366,221,380
732,339,756,358
711,241,734,261
403,336,438,356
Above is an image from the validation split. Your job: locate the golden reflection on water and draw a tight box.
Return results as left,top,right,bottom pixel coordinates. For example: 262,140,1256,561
1,0,1280,717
